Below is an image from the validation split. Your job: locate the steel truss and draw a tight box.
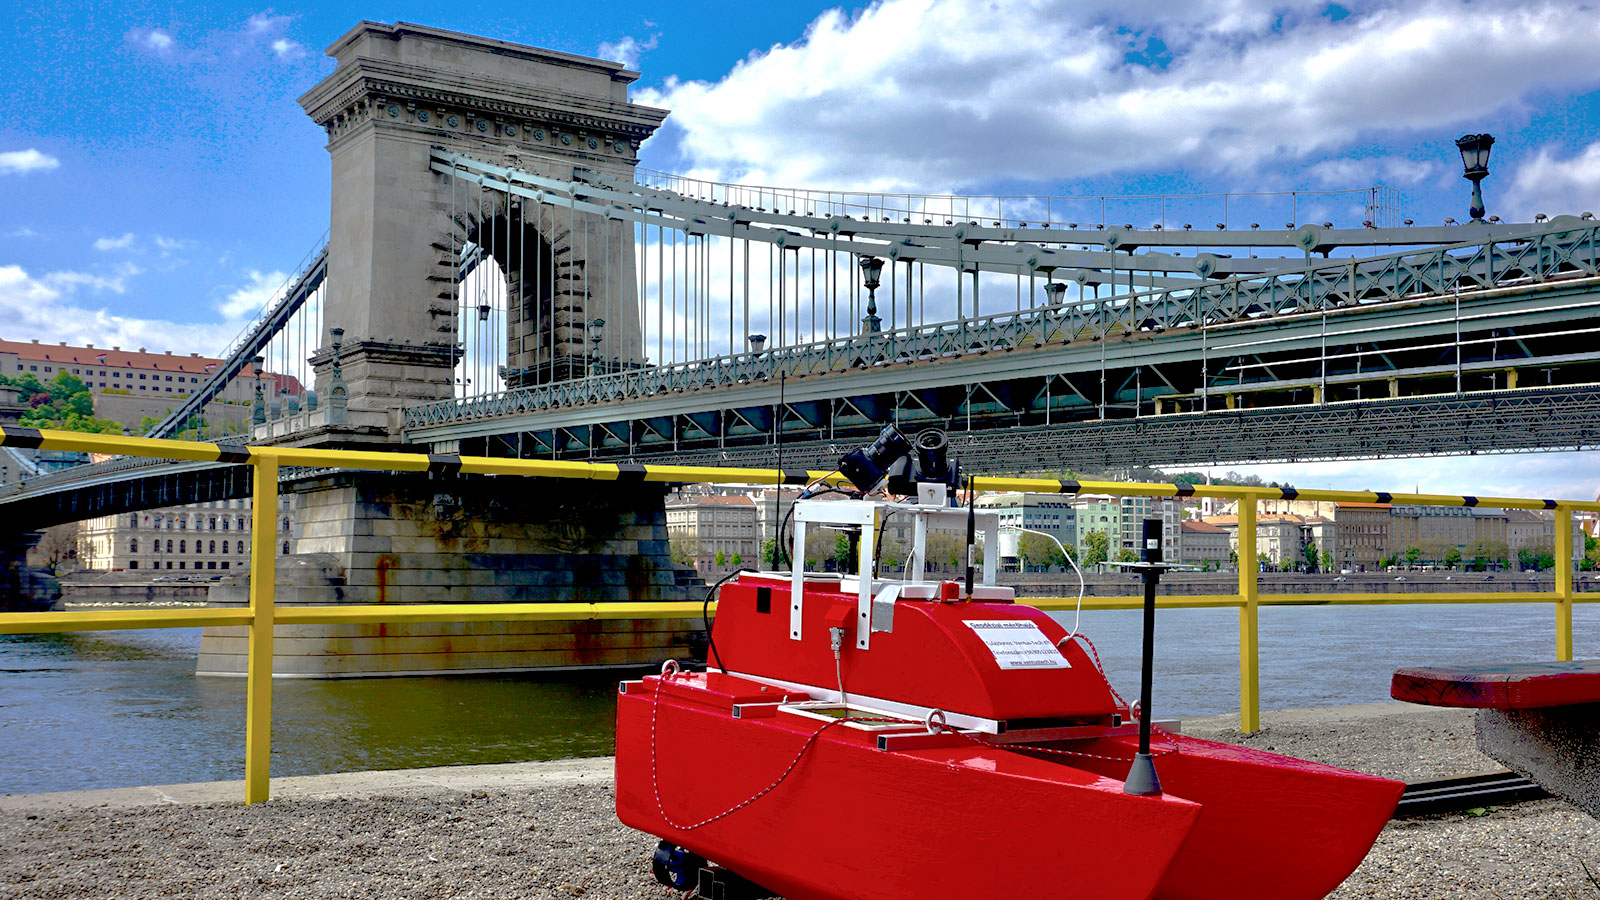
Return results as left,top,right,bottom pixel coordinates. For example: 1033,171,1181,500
404,150,1600,435
501,385,1600,473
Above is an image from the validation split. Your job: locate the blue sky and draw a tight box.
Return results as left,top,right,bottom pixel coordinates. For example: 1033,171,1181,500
2,0,1599,496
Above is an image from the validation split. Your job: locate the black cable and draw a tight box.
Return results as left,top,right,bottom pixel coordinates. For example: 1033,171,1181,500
703,567,753,673
775,483,853,568
872,508,903,578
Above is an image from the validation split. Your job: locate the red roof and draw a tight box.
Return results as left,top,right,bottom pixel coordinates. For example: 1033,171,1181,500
0,337,301,392
1182,520,1227,533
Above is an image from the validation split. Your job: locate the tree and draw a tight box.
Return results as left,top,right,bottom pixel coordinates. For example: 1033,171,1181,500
1114,547,1138,564
925,533,963,572
714,548,726,567
1404,546,1421,569
0,372,121,434
1303,543,1320,574
1081,530,1110,569
730,552,743,567
1017,532,1067,571
1257,551,1272,572
28,524,78,574
833,533,852,572
669,535,703,567
1444,546,1462,569
760,538,777,568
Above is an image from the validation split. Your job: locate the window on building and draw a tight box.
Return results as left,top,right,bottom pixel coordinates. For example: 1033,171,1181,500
209,517,216,530
237,518,245,530
207,561,216,570
139,374,146,380
281,541,290,555
221,562,230,570
221,519,229,531
130,539,138,553
129,514,138,528
129,560,138,570
281,517,290,532
208,540,215,553
236,541,245,554
179,562,185,570
166,539,173,553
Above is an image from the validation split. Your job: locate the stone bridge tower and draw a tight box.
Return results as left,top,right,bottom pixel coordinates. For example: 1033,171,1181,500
298,22,667,439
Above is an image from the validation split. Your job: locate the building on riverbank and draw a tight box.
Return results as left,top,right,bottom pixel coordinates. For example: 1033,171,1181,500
76,497,292,573
0,338,300,431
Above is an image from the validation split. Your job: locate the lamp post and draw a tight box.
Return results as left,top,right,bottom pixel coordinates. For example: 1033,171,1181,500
1455,133,1495,224
1043,282,1068,306
587,318,605,375
859,256,884,333
747,333,766,353
250,356,266,426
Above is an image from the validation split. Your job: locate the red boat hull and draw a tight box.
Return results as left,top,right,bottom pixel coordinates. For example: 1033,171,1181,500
615,673,1401,900
615,578,1401,899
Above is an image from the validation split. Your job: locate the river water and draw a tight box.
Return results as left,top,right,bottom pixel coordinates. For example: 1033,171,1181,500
3,601,1598,795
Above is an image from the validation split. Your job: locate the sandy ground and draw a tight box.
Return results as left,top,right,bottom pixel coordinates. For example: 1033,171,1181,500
4,703,1598,899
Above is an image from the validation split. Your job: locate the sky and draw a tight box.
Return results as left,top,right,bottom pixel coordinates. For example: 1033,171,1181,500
2,0,1599,498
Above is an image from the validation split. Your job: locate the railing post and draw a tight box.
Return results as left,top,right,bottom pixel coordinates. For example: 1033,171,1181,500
245,456,278,804
1237,496,1261,733
1557,507,1575,662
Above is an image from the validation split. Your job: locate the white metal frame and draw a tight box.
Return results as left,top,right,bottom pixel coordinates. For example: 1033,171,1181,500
789,498,999,650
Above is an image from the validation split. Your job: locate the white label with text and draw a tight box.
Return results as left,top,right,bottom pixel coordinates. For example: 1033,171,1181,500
963,620,1070,669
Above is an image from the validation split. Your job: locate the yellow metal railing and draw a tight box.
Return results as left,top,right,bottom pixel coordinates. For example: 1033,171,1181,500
1,425,1596,800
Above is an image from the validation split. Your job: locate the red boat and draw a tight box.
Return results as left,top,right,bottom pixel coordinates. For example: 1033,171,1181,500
616,440,1400,899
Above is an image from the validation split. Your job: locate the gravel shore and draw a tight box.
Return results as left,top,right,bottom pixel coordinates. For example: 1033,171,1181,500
4,702,1598,899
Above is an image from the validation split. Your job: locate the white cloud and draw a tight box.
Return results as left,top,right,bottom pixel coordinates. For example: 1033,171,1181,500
598,35,658,70
44,263,141,294
216,269,290,321
639,0,1600,192
245,12,281,34
93,233,136,252
1506,140,1600,220
154,235,191,252
1309,156,1441,188
269,38,305,60
7,227,40,238
0,264,234,354
0,149,60,175
127,28,175,53
1204,452,1600,504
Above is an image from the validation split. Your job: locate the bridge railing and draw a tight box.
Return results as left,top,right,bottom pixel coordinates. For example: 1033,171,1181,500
403,219,1600,430
1,424,1597,802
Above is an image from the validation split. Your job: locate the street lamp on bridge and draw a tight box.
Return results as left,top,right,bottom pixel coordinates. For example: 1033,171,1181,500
859,256,884,333
588,318,606,375
1043,281,1068,306
1455,133,1495,224
250,356,266,426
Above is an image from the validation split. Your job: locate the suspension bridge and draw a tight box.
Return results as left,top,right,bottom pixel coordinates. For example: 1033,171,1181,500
1,20,1597,663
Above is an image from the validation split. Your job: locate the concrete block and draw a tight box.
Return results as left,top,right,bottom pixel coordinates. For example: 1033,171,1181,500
1477,704,1600,819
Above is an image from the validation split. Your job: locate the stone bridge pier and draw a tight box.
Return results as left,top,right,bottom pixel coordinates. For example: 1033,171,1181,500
198,22,697,676
294,20,665,443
